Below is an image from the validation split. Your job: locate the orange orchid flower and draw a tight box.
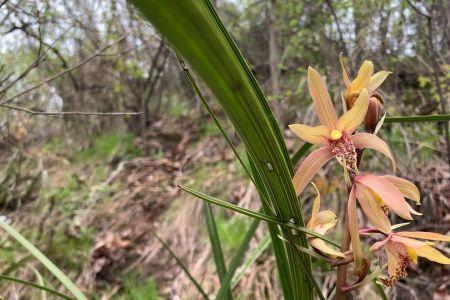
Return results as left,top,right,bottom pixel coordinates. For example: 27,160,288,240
348,174,421,266
339,54,391,109
354,174,421,222
306,183,345,258
289,67,395,196
369,230,450,286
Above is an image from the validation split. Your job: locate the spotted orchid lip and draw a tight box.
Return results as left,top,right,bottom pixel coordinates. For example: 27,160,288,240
328,134,357,171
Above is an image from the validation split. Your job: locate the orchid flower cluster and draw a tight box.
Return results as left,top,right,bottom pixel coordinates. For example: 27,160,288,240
289,56,450,289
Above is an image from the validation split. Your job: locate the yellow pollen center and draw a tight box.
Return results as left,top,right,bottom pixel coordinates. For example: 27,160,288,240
330,130,342,141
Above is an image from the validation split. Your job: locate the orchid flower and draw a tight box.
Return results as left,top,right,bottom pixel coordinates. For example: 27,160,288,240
368,230,450,286
289,67,395,196
348,174,421,266
353,174,421,223
339,54,391,109
307,183,345,258
340,55,392,132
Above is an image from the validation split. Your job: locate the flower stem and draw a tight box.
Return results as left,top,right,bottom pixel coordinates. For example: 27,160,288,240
335,195,351,300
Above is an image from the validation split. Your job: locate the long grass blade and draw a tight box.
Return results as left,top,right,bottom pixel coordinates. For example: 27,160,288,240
1,254,32,275
277,235,329,261
32,267,48,300
291,143,312,166
246,159,295,299
0,219,87,300
0,274,74,300
385,114,450,123
373,280,388,300
204,203,233,300
230,234,270,288
277,233,326,300
179,185,339,247
152,231,209,300
215,218,260,300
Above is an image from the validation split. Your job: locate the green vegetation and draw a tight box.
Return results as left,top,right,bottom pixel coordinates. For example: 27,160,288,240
76,132,142,162
114,275,160,300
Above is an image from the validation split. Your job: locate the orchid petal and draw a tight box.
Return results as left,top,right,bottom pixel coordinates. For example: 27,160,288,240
391,235,426,249
371,237,391,252
349,60,373,94
312,210,337,234
367,71,392,93
339,53,351,88
356,175,412,220
414,245,450,264
307,182,321,228
348,187,363,267
382,175,420,205
385,241,401,276
408,204,422,216
336,88,369,134
292,147,333,196
313,210,337,225
391,222,411,230
407,246,419,264
351,133,396,172
307,67,338,129
341,91,347,113
396,231,450,242
309,238,346,258
288,124,328,145
354,184,391,234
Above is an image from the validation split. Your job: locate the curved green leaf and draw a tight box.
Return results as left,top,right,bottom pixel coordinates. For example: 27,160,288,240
0,219,87,300
0,274,74,300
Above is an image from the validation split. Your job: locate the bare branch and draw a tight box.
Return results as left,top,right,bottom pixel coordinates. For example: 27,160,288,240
406,0,431,19
0,0,9,8
0,32,129,106
0,103,142,117
0,25,75,96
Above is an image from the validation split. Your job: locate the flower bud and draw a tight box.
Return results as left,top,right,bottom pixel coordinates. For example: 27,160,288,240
364,93,383,133
354,257,371,281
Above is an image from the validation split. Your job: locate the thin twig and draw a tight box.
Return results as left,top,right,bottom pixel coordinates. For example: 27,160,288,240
0,25,75,96
0,32,129,106
0,104,142,116
405,0,431,19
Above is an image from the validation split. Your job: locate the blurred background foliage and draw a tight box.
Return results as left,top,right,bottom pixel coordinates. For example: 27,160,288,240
0,0,448,299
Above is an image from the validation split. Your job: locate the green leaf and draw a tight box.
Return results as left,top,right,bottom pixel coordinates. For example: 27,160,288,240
276,234,326,300
0,274,74,300
32,267,48,300
1,254,32,276
215,218,260,300
385,114,450,123
230,235,271,288
0,219,87,300
373,280,388,300
180,185,340,247
204,203,232,300
291,143,312,166
153,231,209,300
